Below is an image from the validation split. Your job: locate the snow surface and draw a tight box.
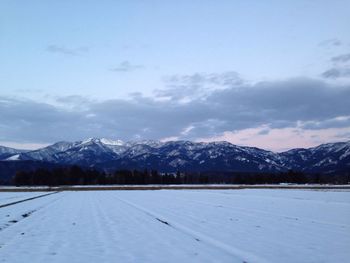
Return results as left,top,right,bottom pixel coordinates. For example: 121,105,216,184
4,154,20,161
0,192,48,206
100,138,124,146
0,189,349,262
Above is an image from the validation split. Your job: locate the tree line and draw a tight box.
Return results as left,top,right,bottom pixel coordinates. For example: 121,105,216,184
13,165,349,186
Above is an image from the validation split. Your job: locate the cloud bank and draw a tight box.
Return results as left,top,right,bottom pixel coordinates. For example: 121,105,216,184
1,75,350,150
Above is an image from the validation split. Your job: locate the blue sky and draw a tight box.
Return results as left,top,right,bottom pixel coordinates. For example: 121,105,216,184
1,1,350,150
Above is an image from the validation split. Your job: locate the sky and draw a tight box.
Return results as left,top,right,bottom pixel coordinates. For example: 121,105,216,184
1,0,350,151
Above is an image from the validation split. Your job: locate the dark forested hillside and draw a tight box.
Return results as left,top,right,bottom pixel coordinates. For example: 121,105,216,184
12,167,350,186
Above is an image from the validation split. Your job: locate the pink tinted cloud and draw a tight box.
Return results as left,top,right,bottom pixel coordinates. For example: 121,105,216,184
197,125,350,152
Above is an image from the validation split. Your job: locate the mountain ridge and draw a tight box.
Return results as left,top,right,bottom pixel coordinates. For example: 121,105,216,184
1,139,349,174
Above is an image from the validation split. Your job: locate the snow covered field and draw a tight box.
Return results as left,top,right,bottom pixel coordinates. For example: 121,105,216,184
0,192,49,207
0,189,349,262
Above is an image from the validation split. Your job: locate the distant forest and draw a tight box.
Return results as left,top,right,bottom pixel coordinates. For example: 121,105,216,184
13,165,350,186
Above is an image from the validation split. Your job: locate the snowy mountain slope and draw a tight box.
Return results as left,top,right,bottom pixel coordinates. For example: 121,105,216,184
97,141,285,172
53,138,120,166
10,141,79,163
0,146,27,160
1,139,349,173
281,141,350,173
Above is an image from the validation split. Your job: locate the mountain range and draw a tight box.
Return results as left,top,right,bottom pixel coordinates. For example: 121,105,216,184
1,138,349,181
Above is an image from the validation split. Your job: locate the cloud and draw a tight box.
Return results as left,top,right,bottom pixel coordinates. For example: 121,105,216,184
163,72,243,87
300,116,350,130
46,45,89,56
54,95,93,108
321,67,350,79
14,88,43,93
318,38,342,47
0,97,85,143
0,141,50,150
322,52,350,79
331,53,350,63
1,77,349,150
155,71,243,101
55,95,91,105
197,125,350,152
110,61,144,72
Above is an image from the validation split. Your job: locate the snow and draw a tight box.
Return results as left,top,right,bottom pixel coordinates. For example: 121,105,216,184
5,154,20,161
100,138,124,146
169,158,187,167
340,149,350,160
0,192,48,206
235,156,247,161
0,189,349,262
315,157,338,167
80,137,124,146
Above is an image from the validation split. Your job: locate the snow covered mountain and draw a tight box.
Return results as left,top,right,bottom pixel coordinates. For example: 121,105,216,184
280,141,350,174
0,146,26,160
1,138,349,174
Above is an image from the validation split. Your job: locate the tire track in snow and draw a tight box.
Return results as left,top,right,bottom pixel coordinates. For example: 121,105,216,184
0,192,59,209
0,194,38,204
114,192,303,252
0,192,65,233
113,194,269,263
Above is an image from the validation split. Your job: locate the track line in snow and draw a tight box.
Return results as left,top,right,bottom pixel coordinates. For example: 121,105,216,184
0,192,65,233
155,217,171,226
113,194,269,263
0,192,59,209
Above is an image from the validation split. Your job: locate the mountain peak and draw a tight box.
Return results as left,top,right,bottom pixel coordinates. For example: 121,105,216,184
80,138,124,146
100,138,124,146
